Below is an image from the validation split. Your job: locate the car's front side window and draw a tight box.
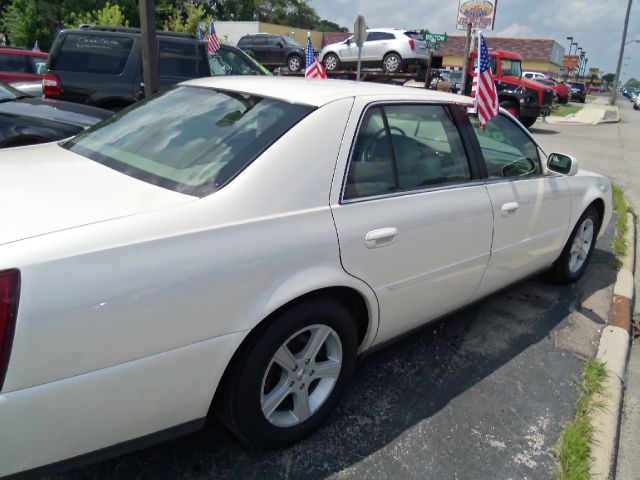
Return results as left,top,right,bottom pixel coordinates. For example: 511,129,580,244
344,104,472,200
471,114,541,179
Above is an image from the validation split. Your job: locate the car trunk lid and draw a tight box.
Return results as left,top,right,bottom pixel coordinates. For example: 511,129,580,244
0,142,196,246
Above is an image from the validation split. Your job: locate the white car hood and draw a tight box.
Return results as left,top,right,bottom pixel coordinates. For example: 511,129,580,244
0,143,196,245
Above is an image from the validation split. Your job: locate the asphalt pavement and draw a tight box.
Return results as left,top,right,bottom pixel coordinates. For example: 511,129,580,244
40,96,633,480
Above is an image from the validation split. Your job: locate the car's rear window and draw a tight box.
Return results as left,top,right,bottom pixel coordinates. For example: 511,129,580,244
64,86,314,197
52,33,133,74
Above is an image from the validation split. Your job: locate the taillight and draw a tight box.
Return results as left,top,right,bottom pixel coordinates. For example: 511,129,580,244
0,269,20,391
42,73,62,97
409,38,415,51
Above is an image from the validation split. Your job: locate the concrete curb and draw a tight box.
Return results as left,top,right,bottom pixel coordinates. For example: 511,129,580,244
590,212,635,479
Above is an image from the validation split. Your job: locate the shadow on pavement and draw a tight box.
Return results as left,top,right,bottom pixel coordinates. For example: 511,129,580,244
529,127,560,135
49,241,617,480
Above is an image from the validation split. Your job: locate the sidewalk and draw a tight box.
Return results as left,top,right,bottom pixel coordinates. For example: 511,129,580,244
546,96,620,125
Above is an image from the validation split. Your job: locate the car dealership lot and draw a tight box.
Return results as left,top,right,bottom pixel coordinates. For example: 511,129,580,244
32,90,624,479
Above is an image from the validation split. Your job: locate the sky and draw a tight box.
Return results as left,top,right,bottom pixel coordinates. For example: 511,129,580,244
309,0,640,82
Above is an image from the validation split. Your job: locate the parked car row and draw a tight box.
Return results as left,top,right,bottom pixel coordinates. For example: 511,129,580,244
0,26,271,147
0,76,612,478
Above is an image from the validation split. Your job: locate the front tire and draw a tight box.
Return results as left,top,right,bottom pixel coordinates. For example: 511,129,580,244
520,116,537,128
499,100,519,119
217,298,358,447
547,206,600,284
323,53,340,71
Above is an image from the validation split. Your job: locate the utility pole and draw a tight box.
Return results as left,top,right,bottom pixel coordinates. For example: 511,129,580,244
611,0,633,105
139,0,159,97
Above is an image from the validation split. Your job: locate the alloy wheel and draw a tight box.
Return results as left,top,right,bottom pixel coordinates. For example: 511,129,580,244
260,324,342,427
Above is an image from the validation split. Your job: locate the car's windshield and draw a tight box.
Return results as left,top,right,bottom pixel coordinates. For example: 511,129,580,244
209,48,267,76
447,71,462,81
568,82,585,90
501,59,522,77
283,36,302,47
0,81,21,100
64,86,313,197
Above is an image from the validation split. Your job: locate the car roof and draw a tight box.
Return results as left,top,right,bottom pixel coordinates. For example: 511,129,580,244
183,76,474,108
0,47,48,58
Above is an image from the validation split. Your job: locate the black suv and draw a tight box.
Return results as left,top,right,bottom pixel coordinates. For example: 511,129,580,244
237,34,305,72
567,81,587,103
44,26,210,110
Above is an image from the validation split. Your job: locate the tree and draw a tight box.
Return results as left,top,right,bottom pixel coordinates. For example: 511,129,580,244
1,0,50,49
68,2,129,27
602,73,615,83
625,78,640,88
163,3,206,34
314,19,348,32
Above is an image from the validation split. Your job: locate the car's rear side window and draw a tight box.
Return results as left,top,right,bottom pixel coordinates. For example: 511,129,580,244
344,104,472,200
52,34,133,74
158,40,200,77
0,53,35,73
64,86,314,197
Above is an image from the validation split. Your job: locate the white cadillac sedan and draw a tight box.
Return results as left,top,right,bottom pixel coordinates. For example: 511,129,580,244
0,77,611,477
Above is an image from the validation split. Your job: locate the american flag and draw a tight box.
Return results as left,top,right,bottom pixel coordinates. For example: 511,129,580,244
305,34,326,79
207,22,221,53
472,32,499,127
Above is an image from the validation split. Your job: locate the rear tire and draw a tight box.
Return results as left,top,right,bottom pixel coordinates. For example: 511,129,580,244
287,55,303,72
382,53,402,73
217,298,358,447
547,206,600,284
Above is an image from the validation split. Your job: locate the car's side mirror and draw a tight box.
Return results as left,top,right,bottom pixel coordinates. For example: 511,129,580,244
547,153,579,176
346,38,351,45
275,41,284,48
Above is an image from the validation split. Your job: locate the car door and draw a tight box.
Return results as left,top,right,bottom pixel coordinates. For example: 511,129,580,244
361,32,392,62
469,113,571,299
331,102,494,345
338,37,359,64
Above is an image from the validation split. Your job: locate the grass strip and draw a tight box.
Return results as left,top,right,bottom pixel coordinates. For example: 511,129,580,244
611,184,629,258
557,359,608,480
551,104,584,117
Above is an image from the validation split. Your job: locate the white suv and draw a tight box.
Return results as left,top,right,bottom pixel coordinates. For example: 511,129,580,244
320,28,428,73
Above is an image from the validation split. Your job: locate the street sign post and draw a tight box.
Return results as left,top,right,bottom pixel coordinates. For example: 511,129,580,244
354,15,367,81
423,31,447,87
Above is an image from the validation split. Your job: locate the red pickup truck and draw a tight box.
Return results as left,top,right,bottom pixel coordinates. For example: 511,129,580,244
0,48,48,84
465,49,555,128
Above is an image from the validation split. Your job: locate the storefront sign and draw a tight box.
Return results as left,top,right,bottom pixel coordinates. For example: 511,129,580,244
456,0,498,30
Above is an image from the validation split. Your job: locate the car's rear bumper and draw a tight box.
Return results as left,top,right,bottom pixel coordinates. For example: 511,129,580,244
0,332,244,478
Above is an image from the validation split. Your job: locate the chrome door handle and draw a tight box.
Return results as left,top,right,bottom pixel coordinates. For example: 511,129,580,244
365,227,398,249
501,202,519,216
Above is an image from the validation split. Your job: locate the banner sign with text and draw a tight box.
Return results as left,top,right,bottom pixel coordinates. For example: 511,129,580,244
456,0,498,30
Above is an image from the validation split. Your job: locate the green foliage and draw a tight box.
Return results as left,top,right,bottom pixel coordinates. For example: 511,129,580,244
557,359,608,480
550,104,583,117
163,3,205,34
612,184,629,259
314,19,348,32
0,0,344,51
601,73,615,83
68,2,129,27
625,78,640,88
1,0,50,49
